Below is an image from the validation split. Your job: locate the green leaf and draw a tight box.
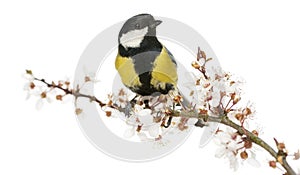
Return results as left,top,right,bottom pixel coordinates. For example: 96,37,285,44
26,69,33,75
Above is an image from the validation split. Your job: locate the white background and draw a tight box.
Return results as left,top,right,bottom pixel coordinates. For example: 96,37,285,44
1,0,300,174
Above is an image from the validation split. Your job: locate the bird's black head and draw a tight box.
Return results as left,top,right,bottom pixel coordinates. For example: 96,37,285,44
118,14,162,49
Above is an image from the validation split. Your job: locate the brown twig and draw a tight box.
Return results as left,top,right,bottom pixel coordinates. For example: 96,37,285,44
28,65,297,174
34,77,110,108
170,110,296,175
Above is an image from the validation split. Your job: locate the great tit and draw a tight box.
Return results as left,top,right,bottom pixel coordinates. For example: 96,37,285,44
115,14,178,97
115,14,205,127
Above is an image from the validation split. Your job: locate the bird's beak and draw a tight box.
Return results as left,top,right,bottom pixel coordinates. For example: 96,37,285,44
150,20,162,28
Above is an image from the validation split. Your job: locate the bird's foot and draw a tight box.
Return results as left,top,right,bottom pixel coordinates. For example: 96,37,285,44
194,119,207,128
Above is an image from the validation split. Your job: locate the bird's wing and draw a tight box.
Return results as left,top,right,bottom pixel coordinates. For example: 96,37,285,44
165,47,177,66
151,46,178,87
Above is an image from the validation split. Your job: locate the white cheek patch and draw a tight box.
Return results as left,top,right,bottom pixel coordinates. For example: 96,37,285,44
120,27,148,48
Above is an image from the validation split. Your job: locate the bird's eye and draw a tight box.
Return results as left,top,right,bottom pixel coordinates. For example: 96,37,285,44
135,23,140,29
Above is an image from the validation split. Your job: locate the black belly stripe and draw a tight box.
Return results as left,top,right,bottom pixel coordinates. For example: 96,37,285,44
119,36,175,96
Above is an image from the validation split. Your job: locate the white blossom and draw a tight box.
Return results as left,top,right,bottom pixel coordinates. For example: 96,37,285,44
23,74,36,100
227,110,243,124
210,66,226,80
245,150,261,168
153,136,170,149
24,83,34,100
113,94,127,108
83,66,99,83
148,124,160,137
137,132,151,142
35,92,52,110
211,90,221,107
22,72,34,82
110,108,125,118
214,128,243,171
135,108,153,126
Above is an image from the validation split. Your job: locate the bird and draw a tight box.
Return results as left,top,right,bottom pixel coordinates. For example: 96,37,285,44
115,14,205,127
115,13,178,97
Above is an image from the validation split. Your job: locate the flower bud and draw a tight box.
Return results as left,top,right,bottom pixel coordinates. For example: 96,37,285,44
56,95,63,101
243,107,252,116
65,81,70,86
173,95,182,103
195,79,200,85
231,93,241,105
244,138,253,149
165,108,172,115
75,108,83,115
40,92,47,98
105,111,112,117
240,151,248,159
252,130,259,136
84,76,91,82
277,142,286,151
29,82,35,89
269,160,277,168
136,125,142,132
235,113,244,121
199,109,208,115
192,61,201,69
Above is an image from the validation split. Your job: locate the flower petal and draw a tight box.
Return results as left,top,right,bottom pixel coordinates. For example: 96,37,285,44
46,97,52,103
35,99,44,110
247,157,261,168
215,147,226,158
229,155,239,171
137,109,153,125
148,124,160,137
137,132,150,142
25,92,31,100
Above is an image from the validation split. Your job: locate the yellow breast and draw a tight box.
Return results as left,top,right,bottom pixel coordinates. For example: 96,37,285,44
150,47,178,89
115,53,142,88
115,46,178,93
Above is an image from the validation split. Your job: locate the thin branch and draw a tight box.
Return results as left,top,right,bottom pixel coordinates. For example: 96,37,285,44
34,77,110,108
28,72,297,175
170,110,296,175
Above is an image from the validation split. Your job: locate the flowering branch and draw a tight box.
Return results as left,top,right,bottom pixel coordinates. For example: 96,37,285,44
170,109,296,174
35,77,107,107
23,48,299,174
24,70,116,111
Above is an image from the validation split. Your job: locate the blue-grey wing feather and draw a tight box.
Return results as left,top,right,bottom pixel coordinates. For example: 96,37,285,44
165,46,177,66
